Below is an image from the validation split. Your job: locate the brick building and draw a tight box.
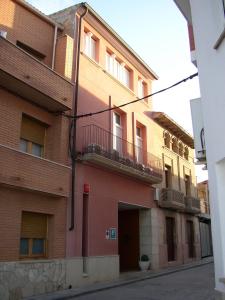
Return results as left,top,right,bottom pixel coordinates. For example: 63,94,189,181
0,1,201,299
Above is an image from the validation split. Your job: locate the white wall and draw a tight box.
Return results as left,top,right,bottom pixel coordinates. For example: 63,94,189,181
190,0,225,294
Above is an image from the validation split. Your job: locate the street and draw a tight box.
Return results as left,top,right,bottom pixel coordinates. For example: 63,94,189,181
75,263,215,300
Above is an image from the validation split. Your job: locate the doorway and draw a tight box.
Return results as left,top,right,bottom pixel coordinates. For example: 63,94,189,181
186,220,195,258
166,217,175,261
118,209,139,271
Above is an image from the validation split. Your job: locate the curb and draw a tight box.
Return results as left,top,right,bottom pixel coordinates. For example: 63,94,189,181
27,258,213,300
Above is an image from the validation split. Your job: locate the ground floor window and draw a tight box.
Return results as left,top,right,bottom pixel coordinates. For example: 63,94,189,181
20,211,48,259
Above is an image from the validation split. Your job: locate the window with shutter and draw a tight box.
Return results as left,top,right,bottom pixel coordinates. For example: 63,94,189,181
20,115,46,157
20,212,48,258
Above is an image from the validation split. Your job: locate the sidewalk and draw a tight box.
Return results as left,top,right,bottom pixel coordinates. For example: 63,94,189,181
26,257,213,300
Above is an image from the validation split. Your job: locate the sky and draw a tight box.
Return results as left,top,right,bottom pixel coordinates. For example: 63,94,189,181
27,0,207,182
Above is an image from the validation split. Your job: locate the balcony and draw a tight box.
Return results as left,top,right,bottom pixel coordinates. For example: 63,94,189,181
159,188,185,211
0,37,73,112
185,196,201,214
0,144,70,197
78,124,162,184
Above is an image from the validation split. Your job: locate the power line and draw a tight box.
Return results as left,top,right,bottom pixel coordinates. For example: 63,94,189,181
63,72,198,120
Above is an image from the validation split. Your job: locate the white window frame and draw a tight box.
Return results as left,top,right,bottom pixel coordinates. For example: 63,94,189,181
84,31,96,61
136,127,143,164
106,52,130,88
113,112,123,155
138,79,145,98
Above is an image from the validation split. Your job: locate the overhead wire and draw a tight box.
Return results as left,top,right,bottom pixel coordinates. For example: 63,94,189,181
62,72,198,120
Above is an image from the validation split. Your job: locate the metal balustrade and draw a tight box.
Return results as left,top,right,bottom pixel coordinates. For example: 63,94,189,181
81,124,163,182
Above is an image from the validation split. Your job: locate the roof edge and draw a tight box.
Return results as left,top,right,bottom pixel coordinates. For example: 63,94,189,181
14,0,64,30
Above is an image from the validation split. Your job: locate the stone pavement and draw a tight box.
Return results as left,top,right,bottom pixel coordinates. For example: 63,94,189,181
26,257,213,300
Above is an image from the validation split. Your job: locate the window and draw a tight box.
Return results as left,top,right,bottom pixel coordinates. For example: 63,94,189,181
20,115,46,157
178,142,184,157
105,51,131,88
84,31,97,61
138,79,145,98
20,212,48,259
16,41,45,61
113,112,123,155
172,138,178,154
136,127,143,164
165,164,172,188
164,131,170,148
184,147,189,160
185,174,191,196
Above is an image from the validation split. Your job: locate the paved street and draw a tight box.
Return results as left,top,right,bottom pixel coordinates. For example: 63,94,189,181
75,263,215,300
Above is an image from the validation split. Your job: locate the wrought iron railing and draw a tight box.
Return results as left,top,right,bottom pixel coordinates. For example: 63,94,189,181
81,124,162,179
161,188,185,206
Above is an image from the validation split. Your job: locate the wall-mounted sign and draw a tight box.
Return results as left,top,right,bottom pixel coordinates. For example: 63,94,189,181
109,228,117,240
105,228,117,240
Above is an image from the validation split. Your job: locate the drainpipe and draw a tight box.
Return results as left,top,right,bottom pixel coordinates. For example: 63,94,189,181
52,25,58,70
69,4,88,231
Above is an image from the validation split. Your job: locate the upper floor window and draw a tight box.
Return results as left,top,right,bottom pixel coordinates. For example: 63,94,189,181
106,51,131,88
20,115,46,158
84,31,97,61
165,164,172,188
185,174,191,196
113,112,123,155
172,138,178,154
136,126,143,164
16,41,45,61
20,212,48,259
138,78,148,99
164,131,170,148
184,147,189,161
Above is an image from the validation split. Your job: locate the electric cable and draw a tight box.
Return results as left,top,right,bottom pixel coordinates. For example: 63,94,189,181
63,72,198,120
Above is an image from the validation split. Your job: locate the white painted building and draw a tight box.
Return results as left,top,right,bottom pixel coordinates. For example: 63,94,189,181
174,0,225,298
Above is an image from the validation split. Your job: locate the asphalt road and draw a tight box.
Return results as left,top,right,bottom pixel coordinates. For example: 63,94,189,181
74,263,215,300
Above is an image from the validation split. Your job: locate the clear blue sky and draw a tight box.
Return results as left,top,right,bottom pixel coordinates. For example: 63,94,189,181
27,0,206,182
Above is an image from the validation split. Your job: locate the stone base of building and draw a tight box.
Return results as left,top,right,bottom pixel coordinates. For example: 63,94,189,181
0,255,119,300
215,289,225,300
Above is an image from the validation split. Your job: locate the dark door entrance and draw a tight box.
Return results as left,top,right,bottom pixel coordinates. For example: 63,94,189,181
187,220,195,258
118,209,139,271
166,217,175,261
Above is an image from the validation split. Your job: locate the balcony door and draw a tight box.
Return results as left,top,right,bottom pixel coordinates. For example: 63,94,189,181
136,127,143,164
113,112,123,156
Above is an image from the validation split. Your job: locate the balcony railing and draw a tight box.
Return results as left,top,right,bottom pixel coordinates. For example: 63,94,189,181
159,188,185,211
0,37,73,112
80,124,162,184
185,196,201,214
0,144,70,197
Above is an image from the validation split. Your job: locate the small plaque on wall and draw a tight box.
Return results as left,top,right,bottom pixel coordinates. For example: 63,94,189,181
109,228,117,240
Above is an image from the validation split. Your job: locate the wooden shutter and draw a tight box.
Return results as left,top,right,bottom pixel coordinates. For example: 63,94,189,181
20,115,46,145
21,212,47,239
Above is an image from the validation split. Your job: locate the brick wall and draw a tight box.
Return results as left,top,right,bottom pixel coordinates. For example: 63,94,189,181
0,0,55,66
0,187,66,261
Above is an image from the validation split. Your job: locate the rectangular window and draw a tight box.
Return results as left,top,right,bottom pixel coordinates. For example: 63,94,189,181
20,212,48,259
165,164,172,188
136,127,143,164
105,51,130,88
84,31,97,61
185,174,191,196
113,112,123,155
20,115,46,157
16,41,45,61
138,79,146,98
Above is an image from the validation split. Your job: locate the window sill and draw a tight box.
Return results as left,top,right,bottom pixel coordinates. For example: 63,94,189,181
214,26,225,49
81,51,101,69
